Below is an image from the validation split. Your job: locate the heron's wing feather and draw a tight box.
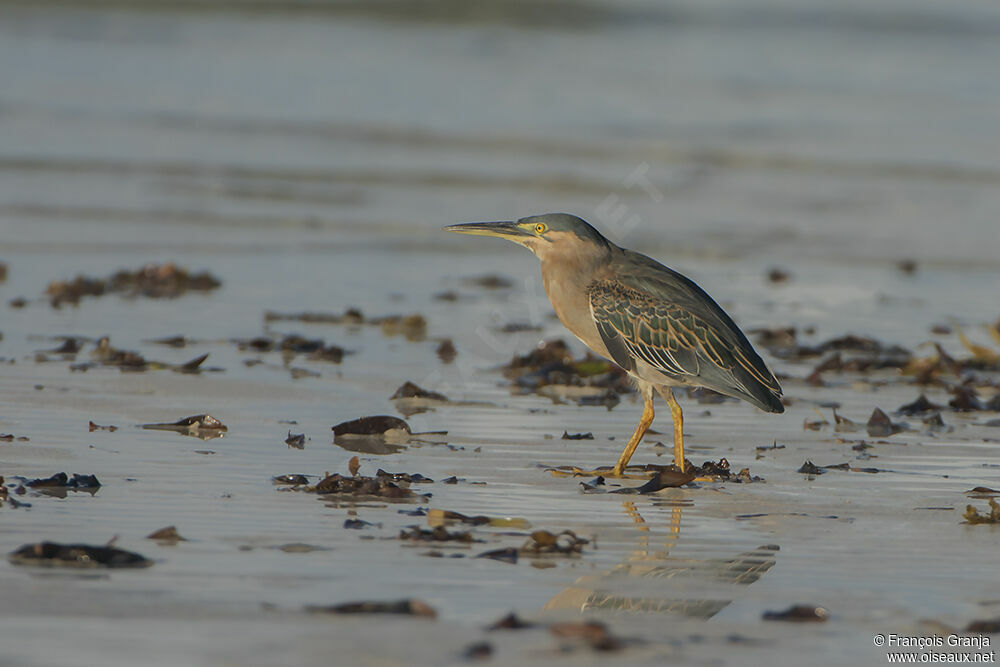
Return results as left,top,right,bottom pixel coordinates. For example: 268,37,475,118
589,271,782,406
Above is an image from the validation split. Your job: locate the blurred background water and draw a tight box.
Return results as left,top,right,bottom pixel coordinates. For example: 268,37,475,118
2,4,1000,666
2,0,998,265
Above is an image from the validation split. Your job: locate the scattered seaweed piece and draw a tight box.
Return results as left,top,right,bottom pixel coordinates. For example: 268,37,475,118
427,509,529,529
45,263,220,307
376,314,427,341
463,274,513,289
762,605,829,622
832,408,860,433
399,526,481,543
897,394,944,416
391,381,448,401
175,353,211,374
611,468,697,493
866,408,905,437
549,621,623,652
88,336,149,371
148,335,190,348
950,384,986,412
348,456,361,477
272,474,310,486
461,641,493,661
797,461,825,475
306,599,437,618
561,431,594,440
26,472,101,489
8,541,152,568
967,487,1000,497
436,339,457,363
964,499,1000,525
344,519,380,530
766,267,791,284
522,530,588,556
309,471,425,501
142,414,228,439
487,612,537,631
285,432,306,449
89,421,118,432
391,382,450,416
503,339,632,401
966,618,1000,634
147,526,187,542
333,415,411,440
475,547,519,564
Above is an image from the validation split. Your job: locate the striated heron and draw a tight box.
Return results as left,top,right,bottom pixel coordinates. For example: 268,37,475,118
445,213,783,476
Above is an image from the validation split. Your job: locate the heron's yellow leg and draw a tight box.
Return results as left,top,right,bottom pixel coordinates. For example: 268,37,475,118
610,391,655,476
661,388,686,473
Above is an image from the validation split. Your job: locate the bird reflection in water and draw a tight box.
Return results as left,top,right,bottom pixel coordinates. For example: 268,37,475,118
545,500,779,618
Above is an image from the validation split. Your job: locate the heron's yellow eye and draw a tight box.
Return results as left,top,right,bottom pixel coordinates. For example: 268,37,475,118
534,223,547,234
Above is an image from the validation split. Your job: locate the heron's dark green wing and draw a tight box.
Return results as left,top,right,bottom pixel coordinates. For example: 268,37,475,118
588,259,783,412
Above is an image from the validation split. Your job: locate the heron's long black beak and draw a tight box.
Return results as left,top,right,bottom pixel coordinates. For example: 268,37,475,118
443,221,531,240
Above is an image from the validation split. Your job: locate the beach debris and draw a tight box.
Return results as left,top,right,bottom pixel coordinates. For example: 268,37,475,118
549,621,623,652
503,339,632,402
611,468,697,493
40,338,82,356
461,641,494,661
87,336,149,371
298,463,433,501
0,433,30,442
147,526,187,543
312,473,418,499
949,384,986,412
348,456,361,477
487,612,538,631
45,262,220,307
264,308,426,341
897,394,944,416
272,474,310,486
832,408,860,433
561,431,593,440
285,432,306,449
475,548,519,564
522,530,588,556
966,487,1000,497
175,353,213,374
966,618,1000,634
377,314,427,341
8,541,153,568
964,499,1000,525
426,509,530,529
142,414,228,439
343,519,380,530
463,274,513,289
922,413,951,433
89,421,118,432
25,472,101,490
766,267,791,284
305,599,437,618
436,339,457,363
147,335,190,347
797,461,825,475
399,526,482,543
866,408,906,437
391,381,449,416
762,605,829,622
333,415,411,440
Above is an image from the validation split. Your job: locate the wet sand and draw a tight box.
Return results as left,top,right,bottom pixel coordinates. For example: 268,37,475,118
3,3,1000,666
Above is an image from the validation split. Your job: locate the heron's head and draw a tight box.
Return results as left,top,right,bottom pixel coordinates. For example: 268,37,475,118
444,213,612,264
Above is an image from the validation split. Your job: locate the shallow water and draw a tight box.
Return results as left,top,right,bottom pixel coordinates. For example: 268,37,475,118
2,3,1000,666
